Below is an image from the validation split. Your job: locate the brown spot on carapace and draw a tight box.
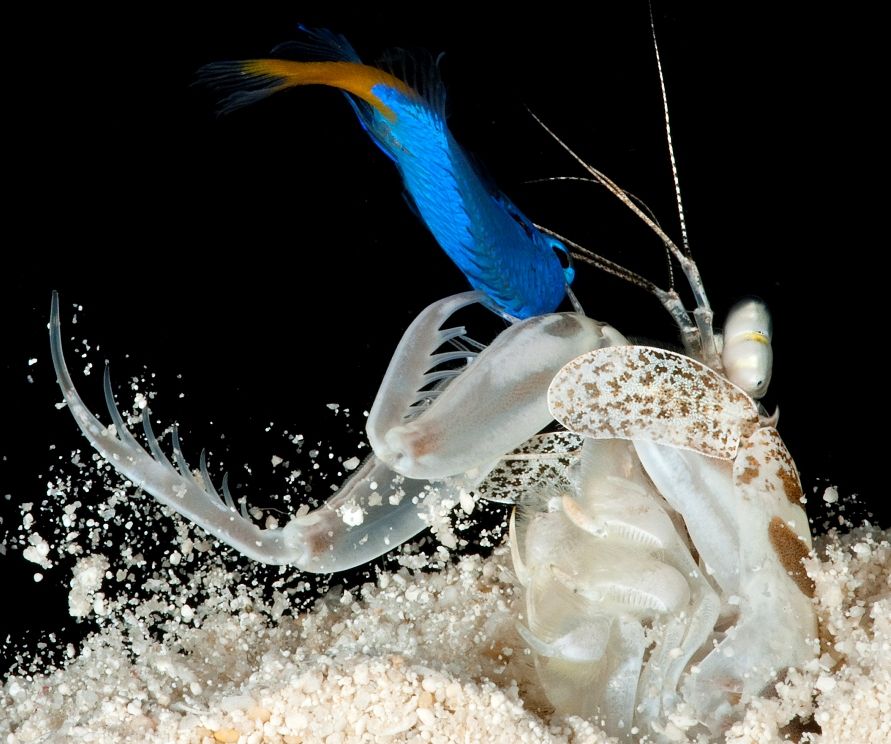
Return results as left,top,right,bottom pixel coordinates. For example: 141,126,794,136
738,465,760,485
778,466,804,504
768,516,815,597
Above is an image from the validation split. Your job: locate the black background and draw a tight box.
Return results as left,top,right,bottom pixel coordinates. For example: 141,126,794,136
2,4,885,662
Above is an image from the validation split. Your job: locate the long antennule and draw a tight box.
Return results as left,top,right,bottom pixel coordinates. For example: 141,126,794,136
527,109,703,353
525,175,665,227
649,2,691,257
535,223,661,295
526,107,681,258
527,106,720,367
528,173,677,295
534,224,700,351
648,4,721,368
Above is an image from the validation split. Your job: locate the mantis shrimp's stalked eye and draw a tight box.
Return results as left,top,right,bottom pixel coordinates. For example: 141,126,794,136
721,297,773,399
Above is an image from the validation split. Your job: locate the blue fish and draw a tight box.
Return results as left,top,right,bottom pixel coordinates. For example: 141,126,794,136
198,28,574,319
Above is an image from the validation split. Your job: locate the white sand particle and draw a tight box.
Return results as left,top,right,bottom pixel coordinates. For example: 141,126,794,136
21,532,53,569
66,554,110,619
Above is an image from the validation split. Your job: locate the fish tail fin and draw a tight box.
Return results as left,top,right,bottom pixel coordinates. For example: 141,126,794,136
197,26,365,115
198,27,419,121
197,58,414,121
195,60,287,114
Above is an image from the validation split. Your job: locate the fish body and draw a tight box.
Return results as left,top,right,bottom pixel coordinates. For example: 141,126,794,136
199,29,573,319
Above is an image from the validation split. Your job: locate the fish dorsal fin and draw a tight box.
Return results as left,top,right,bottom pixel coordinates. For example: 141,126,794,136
377,47,448,119
272,26,362,63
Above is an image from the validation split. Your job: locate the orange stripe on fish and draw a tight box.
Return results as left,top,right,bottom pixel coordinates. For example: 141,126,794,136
234,60,416,121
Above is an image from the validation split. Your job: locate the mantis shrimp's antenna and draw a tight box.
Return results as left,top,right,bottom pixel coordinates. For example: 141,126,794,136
527,108,718,367
524,11,725,373
650,0,691,258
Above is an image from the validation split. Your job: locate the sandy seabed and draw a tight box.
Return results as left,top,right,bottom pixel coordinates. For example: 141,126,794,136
0,376,888,744
2,503,889,744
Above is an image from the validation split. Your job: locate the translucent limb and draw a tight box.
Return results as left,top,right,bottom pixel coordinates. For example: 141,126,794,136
372,293,624,481
49,292,450,572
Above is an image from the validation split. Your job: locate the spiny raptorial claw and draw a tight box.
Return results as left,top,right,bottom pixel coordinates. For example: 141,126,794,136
50,291,461,572
103,365,141,451
171,426,191,482
50,292,306,565
142,409,175,469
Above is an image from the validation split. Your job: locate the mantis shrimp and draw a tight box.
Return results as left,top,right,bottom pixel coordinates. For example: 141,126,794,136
48,26,817,742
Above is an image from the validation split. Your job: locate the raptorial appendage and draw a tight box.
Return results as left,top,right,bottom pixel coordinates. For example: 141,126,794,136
49,292,464,573
49,291,617,573
368,292,623,482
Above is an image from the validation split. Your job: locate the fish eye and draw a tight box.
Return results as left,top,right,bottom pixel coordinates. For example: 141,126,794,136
551,239,575,284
